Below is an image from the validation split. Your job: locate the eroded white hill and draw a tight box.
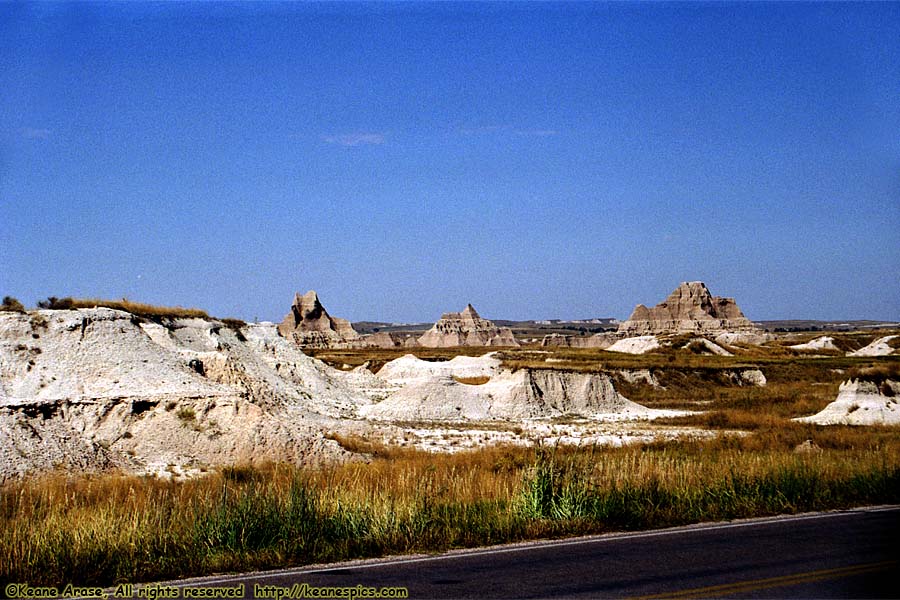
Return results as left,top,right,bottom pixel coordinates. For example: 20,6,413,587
794,379,900,425
363,354,683,422
0,309,379,480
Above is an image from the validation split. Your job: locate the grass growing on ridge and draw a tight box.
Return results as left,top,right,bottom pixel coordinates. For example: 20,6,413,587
36,296,210,320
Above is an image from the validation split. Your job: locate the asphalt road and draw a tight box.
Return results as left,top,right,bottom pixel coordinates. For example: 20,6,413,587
116,506,899,599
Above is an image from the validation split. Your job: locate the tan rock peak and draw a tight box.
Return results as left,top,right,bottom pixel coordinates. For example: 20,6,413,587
618,282,757,336
290,291,329,330
460,304,480,319
418,304,519,348
439,303,481,323
278,290,361,348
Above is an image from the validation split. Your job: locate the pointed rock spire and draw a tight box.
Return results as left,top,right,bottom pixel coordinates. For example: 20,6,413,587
417,304,519,348
278,290,361,348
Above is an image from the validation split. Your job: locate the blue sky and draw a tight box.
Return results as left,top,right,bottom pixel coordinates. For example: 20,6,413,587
2,2,898,322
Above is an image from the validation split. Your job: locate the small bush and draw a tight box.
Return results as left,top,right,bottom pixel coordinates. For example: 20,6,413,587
221,464,264,484
37,296,74,309
1,296,25,312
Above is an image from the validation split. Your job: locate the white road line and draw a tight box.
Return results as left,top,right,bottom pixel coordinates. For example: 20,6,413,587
143,505,899,589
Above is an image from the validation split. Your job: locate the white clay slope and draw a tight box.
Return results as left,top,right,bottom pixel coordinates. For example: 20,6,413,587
0,309,382,480
363,354,683,422
1,310,698,479
789,336,838,352
376,353,502,384
848,336,898,357
794,379,900,426
605,336,660,354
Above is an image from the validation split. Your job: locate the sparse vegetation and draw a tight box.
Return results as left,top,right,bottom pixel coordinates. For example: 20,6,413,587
324,432,396,457
453,375,491,385
219,318,248,341
176,406,196,422
0,296,25,312
845,362,900,385
36,296,210,320
1,436,897,588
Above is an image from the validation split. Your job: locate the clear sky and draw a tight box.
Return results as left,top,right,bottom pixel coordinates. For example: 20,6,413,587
2,2,898,323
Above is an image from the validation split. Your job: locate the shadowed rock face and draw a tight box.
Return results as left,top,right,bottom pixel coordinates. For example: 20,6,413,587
278,291,362,349
618,282,758,336
418,304,520,348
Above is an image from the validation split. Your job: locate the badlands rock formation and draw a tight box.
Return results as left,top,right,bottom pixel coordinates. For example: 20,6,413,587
686,338,734,356
364,331,420,349
618,282,759,337
735,369,767,387
417,304,519,348
0,308,382,480
540,333,615,349
363,354,678,422
789,336,838,352
1,308,671,479
278,290,362,349
794,379,900,425
849,335,898,357
605,336,661,355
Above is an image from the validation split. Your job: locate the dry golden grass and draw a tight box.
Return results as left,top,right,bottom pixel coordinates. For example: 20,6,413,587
2,333,899,586
323,432,407,458
3,436,898,587
39,296,210,319
453,375,491,385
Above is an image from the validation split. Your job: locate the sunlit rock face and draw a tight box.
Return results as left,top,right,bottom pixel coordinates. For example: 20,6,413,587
0,308,383,480
618,282,758,336
277,290,362,349
417,304,519,348
794,379,900,426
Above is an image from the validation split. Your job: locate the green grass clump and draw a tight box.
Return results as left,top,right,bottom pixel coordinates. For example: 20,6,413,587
176,407,196,422
515,444,899,530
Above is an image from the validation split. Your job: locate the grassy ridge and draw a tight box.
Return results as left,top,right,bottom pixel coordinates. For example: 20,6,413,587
2,437,898,588
35,296,211,320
